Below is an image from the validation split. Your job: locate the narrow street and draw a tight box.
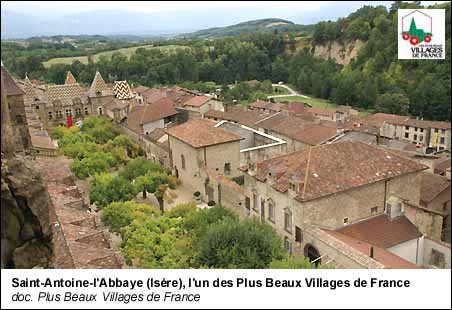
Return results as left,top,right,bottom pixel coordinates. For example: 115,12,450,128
268,83,311,99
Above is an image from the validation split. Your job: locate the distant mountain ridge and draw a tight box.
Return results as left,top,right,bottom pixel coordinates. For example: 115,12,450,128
178,18,313,39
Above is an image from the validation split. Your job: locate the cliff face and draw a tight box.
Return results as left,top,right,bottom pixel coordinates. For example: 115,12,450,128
311,39,365,65
1,65,53,268
1,156,53,268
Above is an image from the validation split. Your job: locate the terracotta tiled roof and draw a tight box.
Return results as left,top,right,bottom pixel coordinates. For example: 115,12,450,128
280,102,314,118
322,228,419,269
113,80,134,100
88,71,108,97
309,107,336,117
104,98,130,111
1,66,24,96
420,172,451,204
65,71,76,84
127,97,177,134
433,157,451,174
293,124,338,145
204,106,269,129
337,214,423,248
362,113,409,128
167,118,242,148
142,88,167,104
183,95,211,107
253,140,428,201
132,85,150,94
250,100,285,112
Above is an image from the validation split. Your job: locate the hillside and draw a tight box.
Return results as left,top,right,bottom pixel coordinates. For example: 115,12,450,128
180,18,313,39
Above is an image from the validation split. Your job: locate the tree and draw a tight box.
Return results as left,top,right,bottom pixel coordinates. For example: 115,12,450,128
119,157,166,181
375,92,410,115
195,217,285,268
90,173,137,208
101,201,159,233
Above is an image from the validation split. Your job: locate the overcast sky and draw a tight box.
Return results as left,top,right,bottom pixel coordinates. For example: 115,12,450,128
3,1,447,17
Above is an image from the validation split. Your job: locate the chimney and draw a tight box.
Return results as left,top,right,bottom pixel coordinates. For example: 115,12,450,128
370,246,374,258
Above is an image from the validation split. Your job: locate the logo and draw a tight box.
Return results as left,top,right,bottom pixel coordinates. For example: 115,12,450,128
398,9,445,59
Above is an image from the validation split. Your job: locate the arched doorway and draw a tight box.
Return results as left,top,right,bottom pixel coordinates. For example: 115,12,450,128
304,244,321,266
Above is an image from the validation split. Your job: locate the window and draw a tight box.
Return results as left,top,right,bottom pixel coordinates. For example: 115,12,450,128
35,105,39,110
245,197,251,216
420,128,424,133
260,199,265,222
284,208,292,233
84,107,89,115
224,162,231,175
72,97,81,105
419,135,423,141
343,217,349,225
414,127,418,132
97,107,103,115
252,191,258,210
440,137,445,144
65,109,72,117
268,200,275,223
284,237,292,254
405,126,410,130
75,108,82,116
295,226,303,243
405,133,409,138
413,134,417,141
430,249,445,268
56,111,63,119
48,111,53,120
181,154,186,169
435,128,439,133
371,207,378,214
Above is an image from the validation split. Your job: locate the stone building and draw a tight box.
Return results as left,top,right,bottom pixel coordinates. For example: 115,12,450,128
126,97,178,136
167,118,242,201
380,118,451,151
1,65,32,152
242,140,429,265
178,95,224,119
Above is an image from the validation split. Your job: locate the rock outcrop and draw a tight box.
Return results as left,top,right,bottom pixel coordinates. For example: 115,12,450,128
311,39,365,65
1,64,53,268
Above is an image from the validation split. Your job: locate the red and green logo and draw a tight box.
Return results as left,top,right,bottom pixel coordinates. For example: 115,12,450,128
401,10,433,46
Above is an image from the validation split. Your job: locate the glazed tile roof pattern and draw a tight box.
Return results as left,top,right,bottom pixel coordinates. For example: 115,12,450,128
1,66,24,96
321,228,419,269
127,97,178,133
337,215,423,248
253,140,428,202
183,95,211,107
47,83,87,106
420,172,451,204
88,71,108,97
113,80,134,100
166,118,242,148
65,71,77,84
293,124,338,145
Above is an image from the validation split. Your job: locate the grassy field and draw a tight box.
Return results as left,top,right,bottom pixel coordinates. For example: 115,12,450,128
274,95,374,116
43,44,189,68
274,95,338,109
272,85,290,95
